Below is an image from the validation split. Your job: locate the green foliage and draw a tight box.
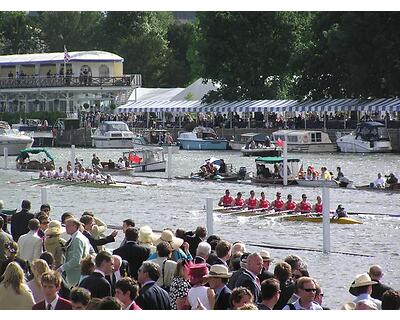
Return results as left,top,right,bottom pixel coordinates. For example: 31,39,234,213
0,111,66,125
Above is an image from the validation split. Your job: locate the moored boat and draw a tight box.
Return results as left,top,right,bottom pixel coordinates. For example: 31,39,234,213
16,147,55,171
177,126,228,150
123,147,166,172
91,121,135,148
240,133,282,157
0,121,34,156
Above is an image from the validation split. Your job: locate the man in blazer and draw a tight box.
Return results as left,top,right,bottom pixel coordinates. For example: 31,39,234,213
136,261,171,310
32,271,72,310
207,264,232,310
80,250,114,298
11,200,34,242
17,218,43,263
234,253,263,302
112,227,150,279
59,218,91,287
80,215,117,253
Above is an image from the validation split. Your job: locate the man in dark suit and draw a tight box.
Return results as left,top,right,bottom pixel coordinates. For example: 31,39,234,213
32,271,72,310
212,239,231,267
136,261,171,310
11,200,34,242
106,255,130,295
369,265,393,300
257,278,281,310
79,250,114,298
185,226,207,258
258,250,274,282
113,227,150,279
227,252,249,290
234,252,263,302
80,215,117,253
207,264,232,310
273,261,295,310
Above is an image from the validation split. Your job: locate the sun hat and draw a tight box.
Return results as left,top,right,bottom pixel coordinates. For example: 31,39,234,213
45,220,65,236
206,264,232,278
341,302,356,310
189,263,209,281
350,273,377,288
138,226,154,244
260,250,273,262
153,229,184,250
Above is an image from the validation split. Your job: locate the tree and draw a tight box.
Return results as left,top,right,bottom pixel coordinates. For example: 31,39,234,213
195,12,311,101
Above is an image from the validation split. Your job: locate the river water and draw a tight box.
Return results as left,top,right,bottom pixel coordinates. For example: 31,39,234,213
1,147,399,309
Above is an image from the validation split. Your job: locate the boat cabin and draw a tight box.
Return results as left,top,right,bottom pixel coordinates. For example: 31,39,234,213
354,121,390,141
193,126,219,140
272,130,336,152
254,156,300,183
16,147,55,170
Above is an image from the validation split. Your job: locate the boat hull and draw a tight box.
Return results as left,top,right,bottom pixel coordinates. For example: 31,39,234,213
286,143,337,153
177,139,228,150
241,147,282,157
0,139,34,156
131,160,166,172
283,215,362,224
33,179,127,189
92,137,134,149
336,137,392,153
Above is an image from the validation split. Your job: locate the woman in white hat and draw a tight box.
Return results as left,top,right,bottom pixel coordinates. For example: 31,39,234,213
44,220,66,269
138,226,156,253
148,229,192,262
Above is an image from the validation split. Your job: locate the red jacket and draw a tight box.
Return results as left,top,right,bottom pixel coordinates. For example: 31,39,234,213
32,297,72,310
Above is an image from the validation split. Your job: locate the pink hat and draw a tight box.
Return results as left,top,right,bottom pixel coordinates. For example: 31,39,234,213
189,263,209,284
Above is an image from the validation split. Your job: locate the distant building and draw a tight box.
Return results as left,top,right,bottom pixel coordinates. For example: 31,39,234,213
0,50,141,115
172,11,196,23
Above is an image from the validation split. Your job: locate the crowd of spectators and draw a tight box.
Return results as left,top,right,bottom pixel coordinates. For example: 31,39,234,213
0,198,398,310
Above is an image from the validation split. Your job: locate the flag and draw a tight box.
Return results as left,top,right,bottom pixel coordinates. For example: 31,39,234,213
128,154,142,164
64,45,70,63
276,138,285,148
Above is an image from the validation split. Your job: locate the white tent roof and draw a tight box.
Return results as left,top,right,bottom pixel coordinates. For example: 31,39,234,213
170,78,219,101
128,87,184,101
0,51,124,65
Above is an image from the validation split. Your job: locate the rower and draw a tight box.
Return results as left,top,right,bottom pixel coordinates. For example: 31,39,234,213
333,204,348,218
93,170,103,183
313,196,323,214
297,194,312,213
92,153,102,169
72,167,80,180
244,190,258,209
258,191,270,209
105,174,115,184
54,166,65,179
39,168,47,179
218,189,234,207
234,192,245,207
371,173,385,189
284,194,297,211
269,192,285,211
64,165,73,180
78,167,87,181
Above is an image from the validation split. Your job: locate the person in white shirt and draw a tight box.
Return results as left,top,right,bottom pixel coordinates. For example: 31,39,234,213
39,168,48,179
116,158,126,169
373,173,386,188
54,167,65,179
283,277,323,310
17,218,43,263
72,168,80,180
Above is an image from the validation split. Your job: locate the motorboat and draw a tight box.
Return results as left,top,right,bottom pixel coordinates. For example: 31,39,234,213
0,121,34,156
241,133,282,157
131,129,179,154
336,121,392,153
123,147,166,172
16,147,55,171
295,179,354,189
229,132,259,150
91,121,135,148
272,130,337,152
177,127,228,150
251,156,300,185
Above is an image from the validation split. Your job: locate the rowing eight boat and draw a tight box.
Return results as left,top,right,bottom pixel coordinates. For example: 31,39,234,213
31,178,128,189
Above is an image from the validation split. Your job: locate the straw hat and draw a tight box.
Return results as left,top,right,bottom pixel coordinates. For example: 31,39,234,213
350,273,377,288
138,226,154,244
206,264,232,278
260,250,273,262
45,220,65,236
341,302,356,310
153,229,184,250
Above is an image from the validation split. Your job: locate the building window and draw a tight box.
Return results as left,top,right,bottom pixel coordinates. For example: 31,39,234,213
99,64,110,77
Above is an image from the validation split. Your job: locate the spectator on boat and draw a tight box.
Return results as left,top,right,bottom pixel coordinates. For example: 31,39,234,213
335,166,344,181
333,204,348,218
320,167,332,180
284,194,297,211
116,157,126,169
313,196,323,214
258,192,270,209
107,159,116,169
27,259,50,303
385,173,398,187
234,192,245,207
218,189,234,207
0,262,35,310
218,159,227,174
11,199,34,242
372,173,386,188
91,154,102,169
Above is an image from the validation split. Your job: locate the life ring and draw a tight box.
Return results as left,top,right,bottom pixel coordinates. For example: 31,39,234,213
303,135,309,143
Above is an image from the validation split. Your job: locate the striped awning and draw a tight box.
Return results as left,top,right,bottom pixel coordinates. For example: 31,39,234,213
116,98,400,113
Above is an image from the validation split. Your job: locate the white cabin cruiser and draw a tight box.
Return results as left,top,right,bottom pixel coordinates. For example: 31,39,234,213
91,121,135,148
123,147,166,172
272,130,337,152
0,121,34,156
336,121,392,153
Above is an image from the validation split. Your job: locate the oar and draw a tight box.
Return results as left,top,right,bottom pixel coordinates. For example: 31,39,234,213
7,177,36,184
116,180,158,187
347,211,400,218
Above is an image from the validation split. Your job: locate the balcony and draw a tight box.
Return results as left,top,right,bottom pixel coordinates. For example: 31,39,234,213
0,74,142,89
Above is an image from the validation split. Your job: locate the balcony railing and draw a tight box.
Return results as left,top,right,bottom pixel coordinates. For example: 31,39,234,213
0,74,142,89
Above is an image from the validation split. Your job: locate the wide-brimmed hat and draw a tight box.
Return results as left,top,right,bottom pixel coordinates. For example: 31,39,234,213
341,302,356,310
45,220,65,236
189,263,209,279
138,226,154,244
153,229,184,250
350,273,377,288
206,264,232,278
260,250,273,262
